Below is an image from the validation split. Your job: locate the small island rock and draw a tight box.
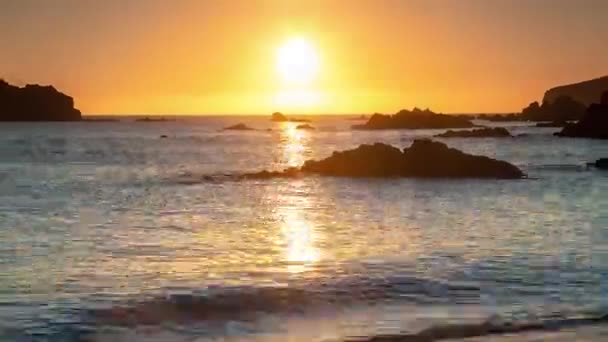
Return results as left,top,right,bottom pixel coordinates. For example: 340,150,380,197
353,108,475,130
244,140,524,179
435,127,512,138
223,123,255,131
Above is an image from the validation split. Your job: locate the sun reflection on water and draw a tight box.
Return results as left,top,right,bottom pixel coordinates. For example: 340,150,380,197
281,122,309,168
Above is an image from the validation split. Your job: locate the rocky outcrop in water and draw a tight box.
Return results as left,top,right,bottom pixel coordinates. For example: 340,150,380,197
223,123,255,131
271,112,311,123
543,75,608,106
244,140,524,179
296,124,315,130
271,112,288,122
352,108,475,130
0,79,81,121
435,127,512,138
555,92,608,139
535,121,571,128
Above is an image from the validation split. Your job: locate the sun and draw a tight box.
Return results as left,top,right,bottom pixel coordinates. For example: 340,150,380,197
276,38,319,86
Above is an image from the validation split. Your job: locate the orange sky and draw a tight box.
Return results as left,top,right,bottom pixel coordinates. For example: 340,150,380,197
1,0,607,115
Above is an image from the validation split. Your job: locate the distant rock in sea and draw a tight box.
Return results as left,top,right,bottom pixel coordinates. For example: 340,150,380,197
223,123,255,131
244,139,524,179
0,79,81,121
270,112,311,123
352,108,475,130
435,127,512,138
555,91,608,139
271,112,288,122
296,124,315,130
544,75,608,106
135,117,174,122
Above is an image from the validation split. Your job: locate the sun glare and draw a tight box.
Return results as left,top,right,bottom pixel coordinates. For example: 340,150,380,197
277,38,320,86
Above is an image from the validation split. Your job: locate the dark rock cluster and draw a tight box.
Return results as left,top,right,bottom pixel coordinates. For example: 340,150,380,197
435,127,512,138
244,140,524,179
353,108,475,130
555,92,608,139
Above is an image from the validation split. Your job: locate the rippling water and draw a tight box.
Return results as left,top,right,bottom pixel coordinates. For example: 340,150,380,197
1,117,607,341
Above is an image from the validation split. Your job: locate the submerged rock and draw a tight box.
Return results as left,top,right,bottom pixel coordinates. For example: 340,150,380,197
296,124,315,130
352,108,475,130
555,92,608,139
0,79,81,121
244,140,524,179
223,123,255,131
435,127,512,138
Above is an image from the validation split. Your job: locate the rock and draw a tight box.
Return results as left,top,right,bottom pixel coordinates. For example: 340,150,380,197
244,140,525,179
271,112,288,122
270,112,311,123
136,117,173,122
520,96,587,122
544,75,608,106
555,92,608,139
352,108,475,130
223,123,255,131
296,124,315,130
435,127,512,138
0,79,81,121
160,135,168,139
594,159,608,170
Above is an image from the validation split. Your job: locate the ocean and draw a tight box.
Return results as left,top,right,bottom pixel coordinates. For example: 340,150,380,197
1,116,607,341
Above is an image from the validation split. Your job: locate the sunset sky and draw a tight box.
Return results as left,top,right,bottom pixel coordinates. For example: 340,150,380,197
1,0,607,115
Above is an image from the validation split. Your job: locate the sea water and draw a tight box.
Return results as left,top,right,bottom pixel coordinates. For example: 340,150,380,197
0,117,607,341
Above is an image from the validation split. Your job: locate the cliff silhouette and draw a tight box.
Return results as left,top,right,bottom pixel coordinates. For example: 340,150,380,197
0,79,81,121
543,76,608,106
520,95,587,122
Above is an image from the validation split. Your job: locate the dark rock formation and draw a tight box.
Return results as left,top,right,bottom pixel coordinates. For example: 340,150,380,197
271,112,288,122
555,92,608,139
520,96,587,122
244,140,524,179
593,158,608,170
271,112,311,123
296,124,315,130
135,117,174,122
435,127,512,138
0,79,81,121
544,75,608,106
223,123,255,131
353,108,475,130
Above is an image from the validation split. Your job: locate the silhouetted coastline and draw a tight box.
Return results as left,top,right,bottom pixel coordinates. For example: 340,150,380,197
0,79,81,121
555,91,608,139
